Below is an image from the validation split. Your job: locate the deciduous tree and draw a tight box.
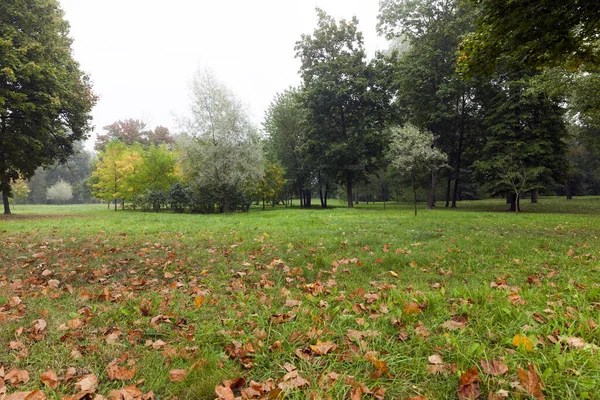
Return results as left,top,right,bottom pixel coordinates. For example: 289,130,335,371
179,69,263,213
295,9,394,208
0,0,96,214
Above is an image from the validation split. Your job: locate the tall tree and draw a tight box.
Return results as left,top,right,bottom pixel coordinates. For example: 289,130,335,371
263,88,312,207
379,0,477,209
473,68,568,211
0,0,96,214
179,69,263,213
295,9,394,208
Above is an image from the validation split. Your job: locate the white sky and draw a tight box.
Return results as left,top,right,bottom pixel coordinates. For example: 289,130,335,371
58,0,388,150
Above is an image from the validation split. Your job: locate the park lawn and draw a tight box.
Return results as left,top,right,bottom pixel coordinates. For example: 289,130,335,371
0,198,599,399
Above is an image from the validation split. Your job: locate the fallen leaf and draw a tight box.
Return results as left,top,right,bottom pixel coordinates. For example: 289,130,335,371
107,361,136,381
518,364,545,400
5,369,30,386
457,367,480,400
428,355,444,365
309,340,337,355
194,297,206,308
74,374,98,392
512,334,534,352
480,359,508,376
5,390,46,400
169,369,186,382
40,370,58,389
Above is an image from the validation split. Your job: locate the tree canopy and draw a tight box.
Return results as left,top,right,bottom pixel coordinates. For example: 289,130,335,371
0,0,96,214
459,0,600,74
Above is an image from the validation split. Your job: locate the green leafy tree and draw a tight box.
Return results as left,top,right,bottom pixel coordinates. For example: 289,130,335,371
0,0,96,214
257,162,286,209
379,0,478,209
389,125,447,216
295,9,394,208
473,68,568,211
263,88,312,207
459,0,600,75
125,144,178,203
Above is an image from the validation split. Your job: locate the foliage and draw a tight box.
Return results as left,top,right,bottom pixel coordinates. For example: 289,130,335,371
263,88,311,201
473,68,569,206
168,182,192,213
95,119,175,151
389,124,447,215
11,179,30,204
26,141,93,204
179,69,263,213
46,178,73,204
295,9,394,208
257,162,286,208
125,144,179,202
0,0,96,213
378,0,478,208
459,0,600,74
91,141,142,209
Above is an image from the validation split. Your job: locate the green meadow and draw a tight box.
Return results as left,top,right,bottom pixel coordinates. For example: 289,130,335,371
1,198,599,399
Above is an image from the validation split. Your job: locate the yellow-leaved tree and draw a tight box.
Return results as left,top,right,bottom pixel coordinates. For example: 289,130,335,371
91,140,142,210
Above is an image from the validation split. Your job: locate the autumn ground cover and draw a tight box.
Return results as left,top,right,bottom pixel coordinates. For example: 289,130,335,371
0,198,599,400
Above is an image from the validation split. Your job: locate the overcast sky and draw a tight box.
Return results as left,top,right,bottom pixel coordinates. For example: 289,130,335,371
58,0,388,149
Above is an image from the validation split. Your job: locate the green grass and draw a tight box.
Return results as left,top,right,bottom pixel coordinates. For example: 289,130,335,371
1,197,599,399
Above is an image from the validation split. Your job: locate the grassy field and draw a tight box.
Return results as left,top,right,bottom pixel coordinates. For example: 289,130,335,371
0,198,599,399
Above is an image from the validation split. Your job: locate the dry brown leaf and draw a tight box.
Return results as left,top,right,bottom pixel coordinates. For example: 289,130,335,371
74,374,98,393
107,362,136,381
5,390,46,400
518,364,545,400
564,336,585,349
440,320,466,330
215,385,234,400
168,369,186,382
32,319,47,332
40,370,58,389
480,359,508,376
309,340,337,355
5,369,30,386
426,363,456,375
403,302,422,315
457,367,480,400
428,354,444,365
108,385,144,400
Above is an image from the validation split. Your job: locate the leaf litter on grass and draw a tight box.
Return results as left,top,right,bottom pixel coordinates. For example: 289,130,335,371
0,201,599,399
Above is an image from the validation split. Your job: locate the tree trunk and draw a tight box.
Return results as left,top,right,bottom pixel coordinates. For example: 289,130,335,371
565,181,572,200
452,92,466,208
445,177,452,208
427,163,437,209
412,175,417,217
508,192,521,213
114,198,117,211
531,190,538,203
2,190,11,214
346,173,353,208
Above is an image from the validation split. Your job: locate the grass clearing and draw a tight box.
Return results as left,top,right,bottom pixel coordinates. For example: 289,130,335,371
1,198,599,399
